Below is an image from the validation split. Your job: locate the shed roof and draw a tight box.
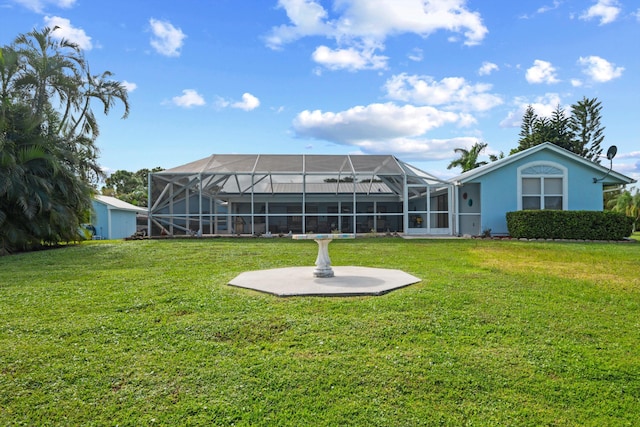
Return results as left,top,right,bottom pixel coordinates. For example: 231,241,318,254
94,195,147,213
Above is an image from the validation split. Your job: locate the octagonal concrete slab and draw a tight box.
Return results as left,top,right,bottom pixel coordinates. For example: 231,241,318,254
228,266,421,297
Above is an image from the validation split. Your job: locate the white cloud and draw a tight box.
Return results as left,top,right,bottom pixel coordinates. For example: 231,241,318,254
580,0,621,25
149,18,186,57
293,103,463,147
292,102,469,157
499,93,563,128
578,55,624,82
519,0,562,18
408,48,423,62
617,151,640,160
266,0,488,71
44,16,92,50
265,0,330,48
232,93,261,111
216,93,261,111
171,89,205,108
121,81,137,92
525,59,559,84
312,45,388,71
13,0,76,13
384,73,503,112
332,0,487,45
347,136,480,161
478,61,498,76
537,1,561,14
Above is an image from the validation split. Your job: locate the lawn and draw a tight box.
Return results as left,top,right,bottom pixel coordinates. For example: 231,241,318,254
1,237,639,426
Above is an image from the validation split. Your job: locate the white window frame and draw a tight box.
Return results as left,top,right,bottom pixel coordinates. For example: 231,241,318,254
517,161,568,211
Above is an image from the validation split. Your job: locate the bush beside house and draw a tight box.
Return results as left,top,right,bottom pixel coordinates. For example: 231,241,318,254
506,210,633,240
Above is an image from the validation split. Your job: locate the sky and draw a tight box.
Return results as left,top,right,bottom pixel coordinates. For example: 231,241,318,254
1,0,639,185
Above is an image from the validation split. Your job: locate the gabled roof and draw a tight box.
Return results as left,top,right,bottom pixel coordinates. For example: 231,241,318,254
450,142,636,185
94,195,147,213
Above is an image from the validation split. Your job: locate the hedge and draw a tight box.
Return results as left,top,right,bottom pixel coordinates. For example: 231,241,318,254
506,210,633,240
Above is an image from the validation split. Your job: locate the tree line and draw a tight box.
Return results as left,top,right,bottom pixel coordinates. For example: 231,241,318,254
448,97,605,173
514,97,604,161
101,167,163,207
1,27,129,254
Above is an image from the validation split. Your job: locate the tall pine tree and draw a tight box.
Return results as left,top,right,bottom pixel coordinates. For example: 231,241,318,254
514,105,538,153
513,97,606,163
548,104,573,151
570,97,604,163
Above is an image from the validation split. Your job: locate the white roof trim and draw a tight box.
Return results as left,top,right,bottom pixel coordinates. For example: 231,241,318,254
451,142,636,185
94,195,147,213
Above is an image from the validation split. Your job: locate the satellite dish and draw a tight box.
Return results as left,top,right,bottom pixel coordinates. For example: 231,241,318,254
593,145,618,183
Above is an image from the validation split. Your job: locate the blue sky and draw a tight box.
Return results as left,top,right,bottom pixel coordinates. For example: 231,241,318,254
1,0,639,184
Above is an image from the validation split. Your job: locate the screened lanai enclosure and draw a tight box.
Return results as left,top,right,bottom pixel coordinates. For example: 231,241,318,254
148,154,455,237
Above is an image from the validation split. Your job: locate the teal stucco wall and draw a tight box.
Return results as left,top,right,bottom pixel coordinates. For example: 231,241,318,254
468,150,607,235
91,201,137,239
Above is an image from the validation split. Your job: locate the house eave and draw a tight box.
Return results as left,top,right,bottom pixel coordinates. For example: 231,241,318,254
450,142,635,185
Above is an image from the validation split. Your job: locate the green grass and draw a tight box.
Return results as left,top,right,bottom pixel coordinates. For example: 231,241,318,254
1,237,639,426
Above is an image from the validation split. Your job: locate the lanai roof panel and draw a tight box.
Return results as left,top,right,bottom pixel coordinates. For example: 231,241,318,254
207,155,259,173
304,155,352,173
159,154,450,187
350,155,403,174
162,157,212,174
255,155,304,173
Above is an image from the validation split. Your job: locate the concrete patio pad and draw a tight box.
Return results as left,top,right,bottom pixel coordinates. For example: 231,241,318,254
228,266,421,297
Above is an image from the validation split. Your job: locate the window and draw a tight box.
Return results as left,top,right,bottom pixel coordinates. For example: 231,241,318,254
518,162,567,210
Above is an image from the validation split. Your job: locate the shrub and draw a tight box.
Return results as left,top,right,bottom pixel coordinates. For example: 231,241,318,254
506,210,633,240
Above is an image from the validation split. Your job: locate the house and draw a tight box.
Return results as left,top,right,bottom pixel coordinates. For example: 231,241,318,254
92,195,147,239
148,146,635,238
451,142,636,236
148,154,454,236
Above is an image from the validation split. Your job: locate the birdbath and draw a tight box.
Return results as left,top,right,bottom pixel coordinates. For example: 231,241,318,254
291,233,355,278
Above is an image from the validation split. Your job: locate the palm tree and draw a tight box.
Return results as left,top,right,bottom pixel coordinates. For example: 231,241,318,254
66,69,130,137
1,27,130,253
12,26,85,121
608,189,640,232
62,69,130,183
0,46,21,111
0,104,57,253
447,142,489,172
